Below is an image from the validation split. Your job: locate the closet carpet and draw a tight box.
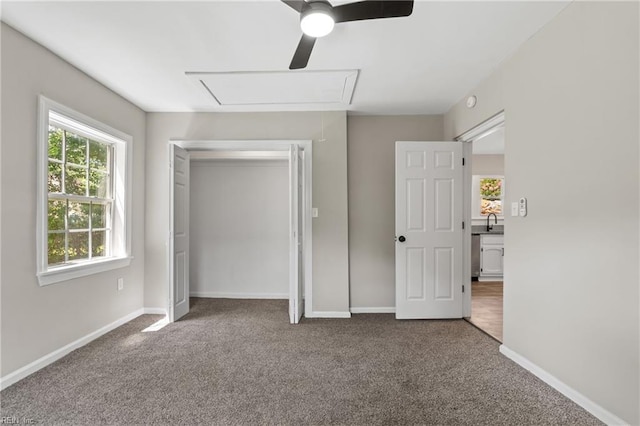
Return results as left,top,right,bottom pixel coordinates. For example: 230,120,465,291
1,298,600,425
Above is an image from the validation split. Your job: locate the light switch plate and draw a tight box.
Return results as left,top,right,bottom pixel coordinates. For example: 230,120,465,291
511,202,519,217
312,208,318,218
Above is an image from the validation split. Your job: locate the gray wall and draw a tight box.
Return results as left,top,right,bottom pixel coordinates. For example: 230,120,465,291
189,160,289,298
472,154,504,175
445,2,639,423
0,24,147,376
347,115,443,310
145,112,350,315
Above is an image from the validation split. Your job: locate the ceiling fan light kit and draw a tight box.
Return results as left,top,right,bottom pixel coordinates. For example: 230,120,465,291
283,0,414,70
300,2,335,37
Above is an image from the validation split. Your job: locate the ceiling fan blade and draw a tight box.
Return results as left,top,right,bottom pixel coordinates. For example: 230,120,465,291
290,34,316,70
281,0,307,13
333,0,414,23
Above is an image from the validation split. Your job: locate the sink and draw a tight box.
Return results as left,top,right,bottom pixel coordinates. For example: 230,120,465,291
471,225,504,235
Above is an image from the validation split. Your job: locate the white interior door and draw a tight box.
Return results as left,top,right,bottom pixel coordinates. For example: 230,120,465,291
395,141,463,319
170,144,190,322
289,144,303,323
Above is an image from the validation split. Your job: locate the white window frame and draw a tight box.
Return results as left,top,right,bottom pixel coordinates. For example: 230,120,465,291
36,96,132,285
471,174,505,220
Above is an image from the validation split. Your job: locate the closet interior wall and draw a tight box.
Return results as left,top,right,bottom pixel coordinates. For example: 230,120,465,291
189,157,290,299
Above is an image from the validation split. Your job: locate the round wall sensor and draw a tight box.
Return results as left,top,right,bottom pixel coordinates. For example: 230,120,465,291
466,95,477,108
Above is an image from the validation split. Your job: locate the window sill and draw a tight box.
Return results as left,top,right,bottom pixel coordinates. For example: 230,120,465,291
37,256,133,286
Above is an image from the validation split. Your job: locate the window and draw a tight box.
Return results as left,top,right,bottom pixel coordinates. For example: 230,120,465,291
37,97,132,285
472,175,505,219
479,177,503,216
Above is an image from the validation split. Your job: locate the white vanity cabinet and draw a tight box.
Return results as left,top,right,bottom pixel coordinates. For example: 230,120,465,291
480,234,504,279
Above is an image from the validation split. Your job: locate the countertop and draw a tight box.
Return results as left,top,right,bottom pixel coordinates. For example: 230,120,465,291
471,225,504,235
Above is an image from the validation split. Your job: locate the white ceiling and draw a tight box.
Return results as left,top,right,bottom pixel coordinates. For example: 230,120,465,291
1,1,569,114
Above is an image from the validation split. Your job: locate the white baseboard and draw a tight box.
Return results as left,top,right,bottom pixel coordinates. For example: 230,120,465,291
350,307,396,314
306,311,351,318
499,345,627,426
478,276,503,282
0,308,146,391
143,307,167,315
190,291,288,299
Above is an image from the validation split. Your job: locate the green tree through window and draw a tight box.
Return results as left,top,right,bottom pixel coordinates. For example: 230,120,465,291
479,177,503,216
47,125,112,266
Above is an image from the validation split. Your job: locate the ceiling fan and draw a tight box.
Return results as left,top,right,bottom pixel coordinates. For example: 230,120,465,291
282,0,414,69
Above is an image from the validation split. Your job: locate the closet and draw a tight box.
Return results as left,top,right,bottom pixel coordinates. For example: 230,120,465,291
168,141,312,324
190,157,289,299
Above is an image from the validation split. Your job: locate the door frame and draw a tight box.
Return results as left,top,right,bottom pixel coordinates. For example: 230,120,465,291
167,139,313,320
454,111,505,317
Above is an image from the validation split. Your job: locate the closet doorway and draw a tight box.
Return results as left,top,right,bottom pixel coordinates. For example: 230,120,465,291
168,140,312,325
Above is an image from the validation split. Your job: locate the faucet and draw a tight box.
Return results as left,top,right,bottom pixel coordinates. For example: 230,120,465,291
487,213,498,232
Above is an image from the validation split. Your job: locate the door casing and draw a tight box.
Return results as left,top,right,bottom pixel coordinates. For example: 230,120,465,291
167,139,313,321
455,111,506,318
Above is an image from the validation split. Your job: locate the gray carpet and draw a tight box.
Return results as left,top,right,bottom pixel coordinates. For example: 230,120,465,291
1,298,601,425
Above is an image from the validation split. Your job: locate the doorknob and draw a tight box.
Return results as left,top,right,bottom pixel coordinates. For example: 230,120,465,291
398,236,406,242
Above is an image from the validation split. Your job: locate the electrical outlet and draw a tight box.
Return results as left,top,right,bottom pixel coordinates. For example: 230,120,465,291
117,278,124,291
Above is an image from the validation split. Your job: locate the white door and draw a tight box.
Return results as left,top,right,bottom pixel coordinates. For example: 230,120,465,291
289,144,303,323
395,141,464,319
170,144,190,322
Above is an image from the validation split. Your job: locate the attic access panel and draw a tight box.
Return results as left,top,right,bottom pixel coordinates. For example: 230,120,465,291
187,70,359,107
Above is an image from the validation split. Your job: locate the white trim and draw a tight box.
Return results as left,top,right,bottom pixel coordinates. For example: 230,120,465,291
462,143,473,317
499,345,628,426
478,276,503,282
302,143,313,318
173,139,302,151
36,95,133,286
143,307,168,315
190,292,288,299
190,150,288,161
455,111,505,143
306,311,352,318
0,308,145,390
350,307,396,314
37,256,132,286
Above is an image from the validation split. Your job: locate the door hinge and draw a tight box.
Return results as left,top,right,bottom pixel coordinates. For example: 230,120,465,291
480,247,483,252
480,268,483,272
462,157,465,166
462,221,465,230
462,285,465,293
